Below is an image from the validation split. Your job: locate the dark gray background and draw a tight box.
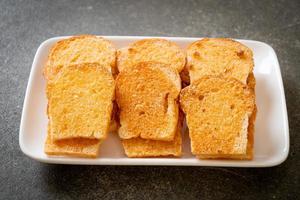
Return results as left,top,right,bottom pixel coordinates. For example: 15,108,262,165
0,0,299,199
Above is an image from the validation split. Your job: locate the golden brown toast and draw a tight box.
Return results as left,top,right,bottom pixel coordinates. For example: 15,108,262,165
180,76,255,159
122,114,183,157
116,62,181,141
186,38,254,84
117,38,186,73
44,124,101,158
197,105,256,160
47,63,115,141
44,35,116,80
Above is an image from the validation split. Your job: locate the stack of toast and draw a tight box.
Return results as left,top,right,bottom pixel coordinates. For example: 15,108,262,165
43,36,256,160
116,39,186,157
44,35,116,158
180,38,256,159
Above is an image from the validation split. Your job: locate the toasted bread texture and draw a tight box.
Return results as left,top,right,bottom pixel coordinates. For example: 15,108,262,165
47,63,115,141
44,35,116,80
44,124,101,158
122,114,183,157
197,105,256,160
243,104,256,160
117,38,186,73
247,72,256,92
186,38,254,84
180,76,255,158
116,62,181,141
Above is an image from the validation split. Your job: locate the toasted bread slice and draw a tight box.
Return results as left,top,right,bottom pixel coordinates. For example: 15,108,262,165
197,105,257,160
186,38,254,84
116,62,181,141
117,38,186,73
122,113,183,157
44,35,116,80
44,124,101,158
180,76,255,158
47,63,115,141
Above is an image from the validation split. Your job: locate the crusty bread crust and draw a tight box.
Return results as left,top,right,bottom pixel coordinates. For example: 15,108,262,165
47,63,115,141
116,62,181,141
247,72,256,92
180,76,255,158
117,38,186,73
44,35,116,80
186,38,254,84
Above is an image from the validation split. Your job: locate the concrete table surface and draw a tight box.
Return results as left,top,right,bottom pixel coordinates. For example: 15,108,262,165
0,0,299,199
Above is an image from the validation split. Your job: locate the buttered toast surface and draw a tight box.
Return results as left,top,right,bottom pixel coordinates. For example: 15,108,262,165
44,35,117,80
117,38,186,73
185,38,254,84
116,62,181,141
47,63,115,141
180,76,255,159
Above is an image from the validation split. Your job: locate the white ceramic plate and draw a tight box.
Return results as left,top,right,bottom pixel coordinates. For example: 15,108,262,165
19,36,289,167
